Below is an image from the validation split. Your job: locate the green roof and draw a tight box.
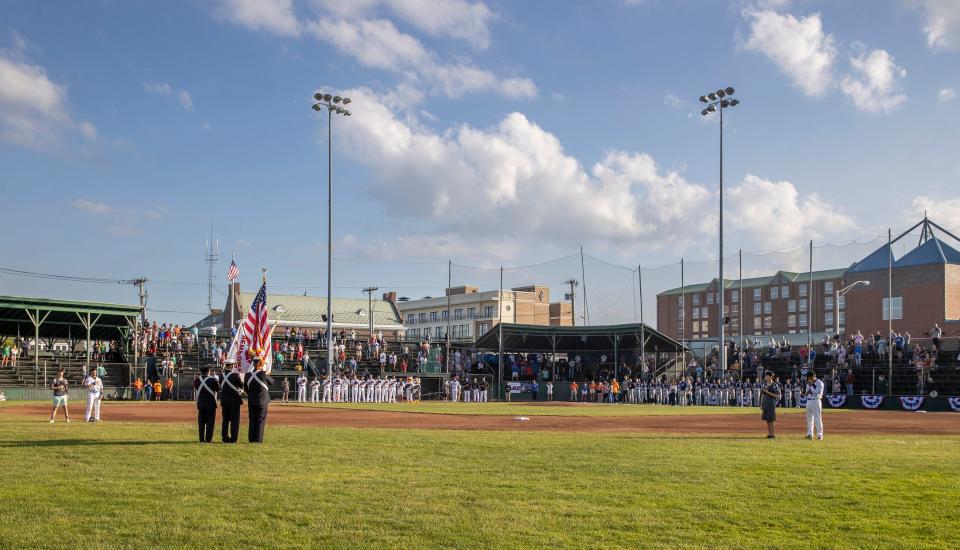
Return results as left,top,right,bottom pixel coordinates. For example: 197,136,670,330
657,268,847,297
0,295,141,340
236,292,402,327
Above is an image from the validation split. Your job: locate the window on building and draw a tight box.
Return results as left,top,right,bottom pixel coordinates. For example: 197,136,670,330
764,302,772,315
418,313,427,323
755,330,763,336
484,305,495,318
781,285,789,298
799,313,808,327
430,311,438,322
825,312,834,326
435,327,443,339
692,294,701,306
478,323,489,334
753,288,761,300
788,300,796,313
692,308,700,319
799,283,808,297
753,302,761,315
454,308,463,320
730,304,739,314
799,299,807,312
731,290,739,303
753,316,761,329
838,296,845,310
824,296,834,310
763,317,772,329
788,315,796,327
406,314,416,324
441,310,448,321
678,296,685,307
467,307,476,318
707,292,714,305
701,320,709,333
770,286,779,300
882,297,903,320
731,316,740,327
825,281,834,294
702,307,709,318
463,324,471,337
839,311,845,326
692,321,700,333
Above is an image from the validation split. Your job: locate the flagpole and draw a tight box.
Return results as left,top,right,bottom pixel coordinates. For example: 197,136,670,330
229,252,235,337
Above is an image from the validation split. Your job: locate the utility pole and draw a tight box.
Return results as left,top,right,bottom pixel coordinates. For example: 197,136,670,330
362,287,379,350
563,279,578,326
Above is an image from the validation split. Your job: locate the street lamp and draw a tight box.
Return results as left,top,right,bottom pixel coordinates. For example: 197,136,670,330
699,86,740,376
835,280,869,340
312,91,353,380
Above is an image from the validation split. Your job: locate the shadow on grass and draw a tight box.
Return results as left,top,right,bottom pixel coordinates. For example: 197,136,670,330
0,439,197,448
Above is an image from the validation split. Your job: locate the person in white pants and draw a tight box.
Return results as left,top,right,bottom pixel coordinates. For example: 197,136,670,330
804,372,825,440
310,377,320,402
448,378,460,403
322,377,332,402
84,370,103,422
296,374,307,402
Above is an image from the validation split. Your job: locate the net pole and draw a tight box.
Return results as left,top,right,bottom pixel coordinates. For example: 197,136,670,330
680,258,685,374
807,240,813,371
446,260,451,375
638,265,646,376
498,266,503,400
888,228,893,396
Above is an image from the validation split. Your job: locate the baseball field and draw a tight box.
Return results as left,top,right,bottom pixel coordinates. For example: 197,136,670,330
2,401,958,549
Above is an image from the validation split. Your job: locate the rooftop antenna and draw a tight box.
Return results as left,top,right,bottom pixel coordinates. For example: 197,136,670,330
204,224,219,314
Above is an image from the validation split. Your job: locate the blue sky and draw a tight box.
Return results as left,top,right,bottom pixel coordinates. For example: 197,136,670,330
2,0,960,326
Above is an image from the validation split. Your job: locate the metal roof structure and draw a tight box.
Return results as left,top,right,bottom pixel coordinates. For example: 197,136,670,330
473,323,685,354
848,217,960,273
233,291,403,330
0,295,141,341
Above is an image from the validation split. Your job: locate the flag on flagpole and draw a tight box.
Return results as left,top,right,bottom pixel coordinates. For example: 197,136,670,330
226,279,273,373
227,257,239,281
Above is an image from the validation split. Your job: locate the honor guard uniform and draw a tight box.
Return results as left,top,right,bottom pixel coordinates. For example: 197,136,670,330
195,366,220,443
244,357,274,443
220,365,244,443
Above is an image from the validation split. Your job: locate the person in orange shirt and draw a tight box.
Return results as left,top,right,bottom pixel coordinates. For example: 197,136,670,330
133,377,144,401
569,381,579,402
165,377,175,401
588,380,597,402
153,380,162,401
610,379,620,404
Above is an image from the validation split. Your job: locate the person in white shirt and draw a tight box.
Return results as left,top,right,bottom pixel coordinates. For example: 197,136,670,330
546,381,554,401
322,376,332,402
309,377,320,403
804,372,825,440
84,369,103,422
448,377,460,403
296,374,307,402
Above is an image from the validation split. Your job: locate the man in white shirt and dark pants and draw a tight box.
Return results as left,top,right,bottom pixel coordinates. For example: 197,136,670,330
804,371,824,440
84,369,103,422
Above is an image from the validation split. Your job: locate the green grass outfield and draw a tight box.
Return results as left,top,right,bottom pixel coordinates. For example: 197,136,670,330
2,408,957,549
294,401,841,416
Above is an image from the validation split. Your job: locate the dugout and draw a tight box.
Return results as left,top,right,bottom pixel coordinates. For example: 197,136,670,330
474,323,686,400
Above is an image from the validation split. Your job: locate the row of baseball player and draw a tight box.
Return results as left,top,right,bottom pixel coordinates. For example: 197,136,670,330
445,377,490,403
287,374,422,403
613,377,822,407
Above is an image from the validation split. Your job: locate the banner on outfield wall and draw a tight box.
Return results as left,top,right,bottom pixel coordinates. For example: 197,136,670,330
899,396,925,411
949,397,960,412
827,395,847,408
861,395,884,409
507,382,535,394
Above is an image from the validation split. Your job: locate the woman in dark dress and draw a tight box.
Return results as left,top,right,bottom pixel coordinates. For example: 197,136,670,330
760,370,781,439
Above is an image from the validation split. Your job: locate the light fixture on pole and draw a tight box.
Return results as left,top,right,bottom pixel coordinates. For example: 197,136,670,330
699,86,740,375
312,91,353,380
834,280,869,339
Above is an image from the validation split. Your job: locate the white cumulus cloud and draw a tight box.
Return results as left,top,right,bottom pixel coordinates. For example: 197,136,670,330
908,0,960,51
742,9,836,97
0,39,96,150
214,0,300,36
727,174,858,249
839,46,907,113
938,87,956,103
143,82,195,111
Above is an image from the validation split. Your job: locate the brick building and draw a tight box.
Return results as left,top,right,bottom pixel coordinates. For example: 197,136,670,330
656,218,960,345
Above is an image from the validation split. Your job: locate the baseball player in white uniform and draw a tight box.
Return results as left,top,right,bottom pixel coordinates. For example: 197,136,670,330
309,377,320,403
322,376,332,402
448,377,460,403
296,374,307,402
804,372,825,440
84,370,103,422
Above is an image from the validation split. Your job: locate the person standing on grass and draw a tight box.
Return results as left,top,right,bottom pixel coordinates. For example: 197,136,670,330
546,380,554,401
244,357,273,443
220,365,243,444
569,380,578,402
281,377,290,404
84,369,102,422
310,377,320,403
531,379,539,401
49,370,71,423
195,366,219,443
760,371,781,439
805,371,825,440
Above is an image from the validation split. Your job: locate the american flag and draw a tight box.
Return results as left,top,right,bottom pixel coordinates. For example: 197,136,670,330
227,280,272,373
227,259,239,281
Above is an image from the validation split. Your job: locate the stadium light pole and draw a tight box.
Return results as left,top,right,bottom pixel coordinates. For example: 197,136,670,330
312,92,352,380
699,87,739,376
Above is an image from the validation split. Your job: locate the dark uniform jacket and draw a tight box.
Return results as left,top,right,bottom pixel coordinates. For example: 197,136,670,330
244,370,274,407
195,376,221,409
221,371,245,407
